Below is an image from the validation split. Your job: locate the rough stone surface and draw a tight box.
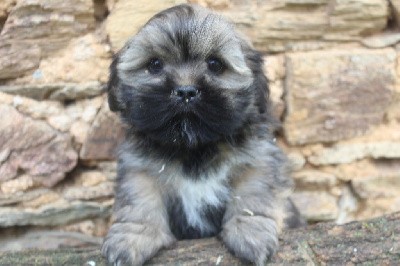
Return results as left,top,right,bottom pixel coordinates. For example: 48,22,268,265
0,230,102,252
0,104,77,187
0,200,112,227
0,82,103,101
80,105,125,160
0,0,15,18
58,218,110,237
0,0,95,79
0,43,41,79
284,49,396,145
292,170,338,190
356,198,400,221
362,32,400,48
321,159,400,183
62,170,114,201
105,0,185,51
2,212,400,265
264,55,285,118
213,0,388,52
0,188,50,206
63,182,114,201
287,152,306,171
309,141,400,165
352,175,400,200
292,191,339,221
1,94,64,120
308,124,400,165
0,175,34,195
32,34,111,84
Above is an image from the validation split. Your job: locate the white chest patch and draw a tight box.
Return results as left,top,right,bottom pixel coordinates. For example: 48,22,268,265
177,169,230,233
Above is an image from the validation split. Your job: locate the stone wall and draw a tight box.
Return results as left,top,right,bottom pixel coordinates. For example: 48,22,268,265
0,0,400,242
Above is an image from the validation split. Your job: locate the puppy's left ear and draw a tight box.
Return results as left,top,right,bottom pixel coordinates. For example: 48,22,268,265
243,46,269,114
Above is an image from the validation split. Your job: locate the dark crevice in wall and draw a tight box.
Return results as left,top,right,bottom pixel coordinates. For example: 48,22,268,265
0,16,6,34
387,0,400,31
93,0,109,22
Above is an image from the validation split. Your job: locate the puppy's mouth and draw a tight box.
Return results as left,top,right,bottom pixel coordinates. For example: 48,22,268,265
123,82,247,148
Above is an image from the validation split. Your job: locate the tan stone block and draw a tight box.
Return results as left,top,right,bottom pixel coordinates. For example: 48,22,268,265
362,32,400,48
1,0,95,46
355,197,400,221
291,190,338,222
0,200,113,226
292,170,338,190
287,152,306,171
58,218,110,237
263,55,285,118
22,192,61,208
64,96,104,122
352,175,400,200
264,55,285,82
308,124,400,165
0,92,13,105
60,220,96,236
217,0,388,52
0,43,41,79
0,0,15,17
10,96,63,120
63,181,114,201
74,171,108,187
47,115,73,132
37,34,111,84
188,0,230,9
70,121,91,145
326,0,388,39
310,142,400,165
105,0,185,51
284,49,396,145
0,175,34,195
0,103,78,187
0,82,103,101
80,104,125,160
320,159,400,188
0,0,95,79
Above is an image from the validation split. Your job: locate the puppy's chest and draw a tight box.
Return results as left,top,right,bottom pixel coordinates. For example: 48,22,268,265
163,172,230,240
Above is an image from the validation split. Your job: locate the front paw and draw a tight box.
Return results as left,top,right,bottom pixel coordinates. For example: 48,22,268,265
101,222,175,266
220,215,278,265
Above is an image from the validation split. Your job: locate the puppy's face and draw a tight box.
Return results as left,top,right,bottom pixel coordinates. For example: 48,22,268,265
108,4,269,148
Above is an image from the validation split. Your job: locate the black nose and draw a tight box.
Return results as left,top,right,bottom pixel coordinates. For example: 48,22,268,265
173,86,199,102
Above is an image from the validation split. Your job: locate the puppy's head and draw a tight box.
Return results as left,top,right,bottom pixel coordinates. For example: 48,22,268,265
108,4,269,148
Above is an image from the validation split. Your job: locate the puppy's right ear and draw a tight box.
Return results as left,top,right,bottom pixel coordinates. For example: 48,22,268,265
107,53,122,112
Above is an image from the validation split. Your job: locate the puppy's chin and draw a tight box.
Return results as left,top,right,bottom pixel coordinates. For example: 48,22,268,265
150,114,229,148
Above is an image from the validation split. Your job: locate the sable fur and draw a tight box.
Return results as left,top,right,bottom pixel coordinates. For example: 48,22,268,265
102,4,304,266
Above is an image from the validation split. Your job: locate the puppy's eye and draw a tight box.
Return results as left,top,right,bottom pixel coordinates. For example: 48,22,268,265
207,57,225,74
147,58,164,74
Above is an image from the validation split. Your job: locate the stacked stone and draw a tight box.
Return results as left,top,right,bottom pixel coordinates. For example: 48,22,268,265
0,0,399,244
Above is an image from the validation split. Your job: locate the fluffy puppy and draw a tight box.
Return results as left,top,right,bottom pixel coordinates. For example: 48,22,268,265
102,4,303,265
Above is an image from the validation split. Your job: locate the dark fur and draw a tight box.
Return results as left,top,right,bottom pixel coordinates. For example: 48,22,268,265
102,4,304,266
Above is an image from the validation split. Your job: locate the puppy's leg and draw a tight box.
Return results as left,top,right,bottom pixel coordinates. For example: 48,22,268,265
102,171,175,265
221,166,290,265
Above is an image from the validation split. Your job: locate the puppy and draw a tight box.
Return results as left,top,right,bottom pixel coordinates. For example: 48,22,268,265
102,4,303,265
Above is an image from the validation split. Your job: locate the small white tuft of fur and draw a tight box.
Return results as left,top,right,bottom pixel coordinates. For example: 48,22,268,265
177,166,230,233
